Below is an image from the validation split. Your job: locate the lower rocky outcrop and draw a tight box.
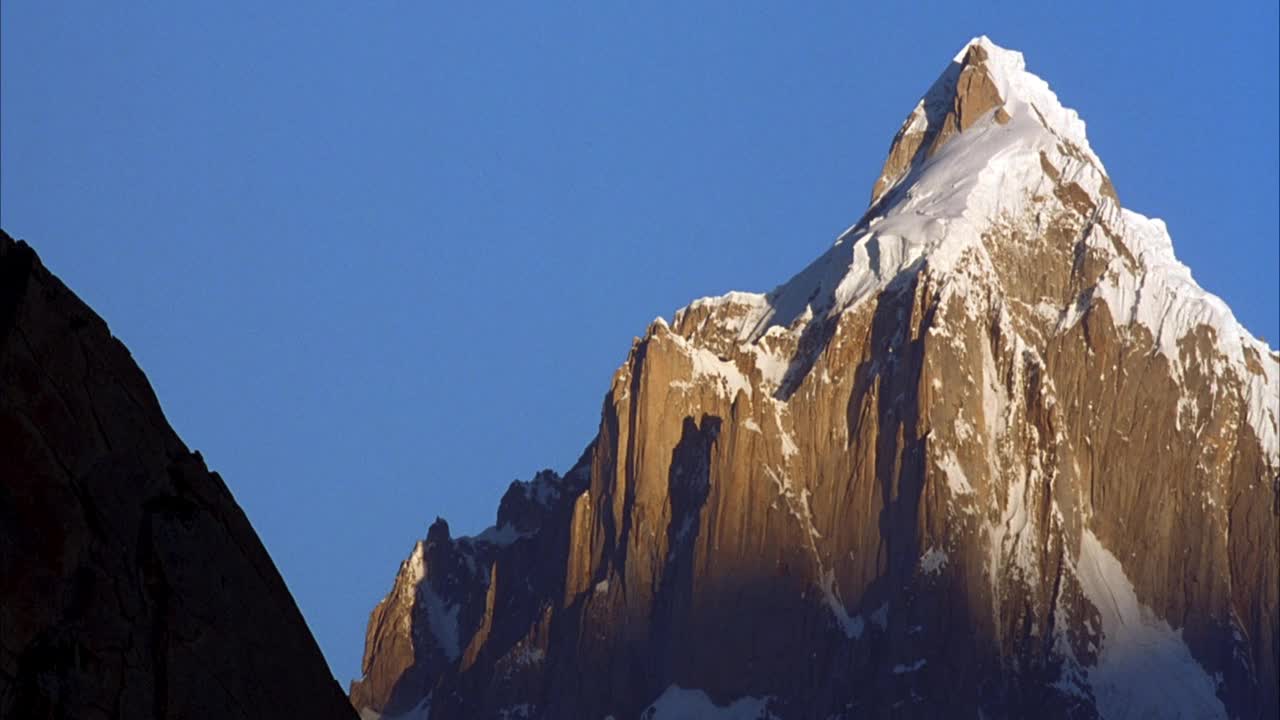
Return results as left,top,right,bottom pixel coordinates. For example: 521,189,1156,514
0,231,356,720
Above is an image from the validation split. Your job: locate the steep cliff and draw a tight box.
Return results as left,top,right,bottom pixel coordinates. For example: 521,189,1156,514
352,38,1279,720
0,231,357,719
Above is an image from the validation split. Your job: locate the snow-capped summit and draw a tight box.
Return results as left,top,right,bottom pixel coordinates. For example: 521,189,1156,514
706,36,1277,460
354,39,1279,720
874,36,1102,204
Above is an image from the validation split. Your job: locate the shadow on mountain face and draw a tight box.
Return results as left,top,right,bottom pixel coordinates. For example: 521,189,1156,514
362,233,1271,718
654,414,718,648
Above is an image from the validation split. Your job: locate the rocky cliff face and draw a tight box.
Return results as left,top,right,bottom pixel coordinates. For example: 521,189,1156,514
351,38,1280,720
0,232,356,719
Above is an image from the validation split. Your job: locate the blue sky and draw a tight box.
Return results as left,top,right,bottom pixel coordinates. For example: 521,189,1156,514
3,2,1276,684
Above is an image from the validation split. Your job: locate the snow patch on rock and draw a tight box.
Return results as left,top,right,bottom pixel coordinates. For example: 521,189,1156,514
918,548,948,575
937,450,974,495
468,523,529,547
419,586,461,661
1075,529,1226,719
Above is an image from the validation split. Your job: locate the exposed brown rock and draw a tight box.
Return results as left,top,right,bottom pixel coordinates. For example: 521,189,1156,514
870,42,1008,206
0,231,356,720
353,39,1278,720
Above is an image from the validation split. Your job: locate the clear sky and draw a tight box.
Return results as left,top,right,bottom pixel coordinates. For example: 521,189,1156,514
3,2,1277,684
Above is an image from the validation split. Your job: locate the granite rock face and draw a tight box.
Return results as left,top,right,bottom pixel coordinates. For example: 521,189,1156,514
0,232,356,719
352,38,1279,719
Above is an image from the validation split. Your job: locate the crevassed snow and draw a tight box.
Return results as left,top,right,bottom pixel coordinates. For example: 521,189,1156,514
1075,529,1226,719
643,685,778,720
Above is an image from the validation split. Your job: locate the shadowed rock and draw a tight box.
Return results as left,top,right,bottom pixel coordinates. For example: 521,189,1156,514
0,231,356,719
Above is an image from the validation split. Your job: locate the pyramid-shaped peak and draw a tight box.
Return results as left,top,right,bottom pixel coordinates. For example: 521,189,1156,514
957,34,1001,56
942,38,1057,117
952,36,1024,74
870,36,1100,206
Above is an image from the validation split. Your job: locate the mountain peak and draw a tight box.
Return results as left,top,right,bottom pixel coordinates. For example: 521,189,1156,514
736,37,1122,347
950,35,1022,83
687,37,1276,459
352,38,1280,720
871,36,1102,207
